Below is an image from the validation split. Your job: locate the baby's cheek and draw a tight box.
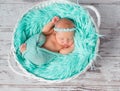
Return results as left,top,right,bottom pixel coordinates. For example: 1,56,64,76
70,40,74,45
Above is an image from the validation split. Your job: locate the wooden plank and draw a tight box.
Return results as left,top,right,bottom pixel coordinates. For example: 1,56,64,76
0,0,45,4
0,3,36,28
0,4,120,29
0,59,119,84
95,5,120,29
99,29,120,57
0,86,118,91
78,0,120,4
0,85,119,91
0,0,120,4
0,58,120,90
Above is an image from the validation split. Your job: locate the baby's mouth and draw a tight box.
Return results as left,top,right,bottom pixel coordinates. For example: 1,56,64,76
63,45,69,48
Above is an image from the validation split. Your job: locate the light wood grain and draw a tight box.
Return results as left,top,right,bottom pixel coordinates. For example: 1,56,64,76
0,0,120,4
75,0,120,4
0,3,120,29
0,0,120,91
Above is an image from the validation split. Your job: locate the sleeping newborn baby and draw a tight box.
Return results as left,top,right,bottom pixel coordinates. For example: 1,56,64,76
20,16,75,55
41,16,75,54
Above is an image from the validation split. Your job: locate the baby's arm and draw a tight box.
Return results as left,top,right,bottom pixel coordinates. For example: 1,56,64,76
42,22,54,35
59,44,74,54
42,16,59,35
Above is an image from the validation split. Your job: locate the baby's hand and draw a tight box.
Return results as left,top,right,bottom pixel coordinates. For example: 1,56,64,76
59,43,74,55
52,16,59,24
20,43,26,53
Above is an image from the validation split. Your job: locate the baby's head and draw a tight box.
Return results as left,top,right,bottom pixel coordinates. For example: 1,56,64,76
54,18,75,47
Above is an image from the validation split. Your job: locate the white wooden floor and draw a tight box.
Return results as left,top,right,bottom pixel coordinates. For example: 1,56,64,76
0,0,120,91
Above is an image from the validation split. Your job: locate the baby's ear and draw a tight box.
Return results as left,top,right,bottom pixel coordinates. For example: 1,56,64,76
53,29,56,33
53,31,57,34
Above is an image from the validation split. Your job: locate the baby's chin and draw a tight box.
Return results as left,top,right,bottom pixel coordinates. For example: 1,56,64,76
64,45,69,48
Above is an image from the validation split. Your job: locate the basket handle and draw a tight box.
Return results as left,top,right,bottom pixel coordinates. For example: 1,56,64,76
83,5,101,28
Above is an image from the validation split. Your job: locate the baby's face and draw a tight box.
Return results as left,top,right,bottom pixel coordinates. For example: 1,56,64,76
55,31,74,48
54,18,75,47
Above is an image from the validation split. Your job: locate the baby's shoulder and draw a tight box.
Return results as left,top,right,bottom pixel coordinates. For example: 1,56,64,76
48,32,56,37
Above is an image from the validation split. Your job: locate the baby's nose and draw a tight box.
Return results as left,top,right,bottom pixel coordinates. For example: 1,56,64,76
63,40,69,45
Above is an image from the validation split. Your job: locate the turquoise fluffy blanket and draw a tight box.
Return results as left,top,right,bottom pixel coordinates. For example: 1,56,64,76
13,1,99,81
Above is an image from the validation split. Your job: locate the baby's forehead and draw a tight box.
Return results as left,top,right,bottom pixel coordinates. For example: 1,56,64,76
56,31,74,36
55,18,74,28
